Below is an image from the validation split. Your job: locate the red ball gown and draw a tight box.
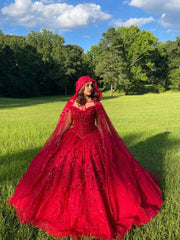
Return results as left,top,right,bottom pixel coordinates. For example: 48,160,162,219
8,100,163,240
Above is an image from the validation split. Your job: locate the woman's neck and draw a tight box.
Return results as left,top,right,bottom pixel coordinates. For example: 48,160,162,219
85,96,93,102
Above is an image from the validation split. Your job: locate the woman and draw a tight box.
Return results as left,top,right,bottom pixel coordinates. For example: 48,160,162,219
8,76,163,240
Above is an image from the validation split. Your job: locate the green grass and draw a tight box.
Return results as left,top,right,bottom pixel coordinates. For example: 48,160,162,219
0,92,180,240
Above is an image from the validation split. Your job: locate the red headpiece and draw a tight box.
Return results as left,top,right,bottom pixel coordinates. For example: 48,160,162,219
72,76,102,100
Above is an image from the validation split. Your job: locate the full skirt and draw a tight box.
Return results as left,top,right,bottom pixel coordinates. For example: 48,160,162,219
8,127,163,240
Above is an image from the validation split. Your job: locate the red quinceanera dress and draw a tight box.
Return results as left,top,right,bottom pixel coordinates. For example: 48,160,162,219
8,100,163,240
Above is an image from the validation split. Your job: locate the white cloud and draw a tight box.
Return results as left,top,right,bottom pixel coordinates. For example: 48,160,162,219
83,35,90,39
122,1,129,4
114,16,155,27
41,0,63,3
129,0,165,14
1,0,111,32
128,0,180,28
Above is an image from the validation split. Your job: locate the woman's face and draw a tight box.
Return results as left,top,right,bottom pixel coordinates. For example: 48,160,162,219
83,81,94,97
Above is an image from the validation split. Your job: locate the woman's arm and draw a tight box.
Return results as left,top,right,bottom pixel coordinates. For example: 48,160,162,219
56,108,73,145
42,100,74,150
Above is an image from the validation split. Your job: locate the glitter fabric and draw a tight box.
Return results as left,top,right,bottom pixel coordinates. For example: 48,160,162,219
8,77,163,240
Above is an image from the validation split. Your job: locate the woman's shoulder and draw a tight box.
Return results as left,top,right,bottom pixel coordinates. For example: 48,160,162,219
93,100,102,107
93,99,101,104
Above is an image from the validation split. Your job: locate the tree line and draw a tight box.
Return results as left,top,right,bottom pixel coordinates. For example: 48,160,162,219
0,26,179,98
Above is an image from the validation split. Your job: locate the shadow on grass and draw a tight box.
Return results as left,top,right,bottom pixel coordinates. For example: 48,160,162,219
0,96,71,109
122,131,179,194
101,96,120,100
0,147,42,184
1,131,179,239
0,94,121,110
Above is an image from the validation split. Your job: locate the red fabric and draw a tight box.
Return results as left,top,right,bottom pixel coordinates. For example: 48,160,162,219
8,77,163,240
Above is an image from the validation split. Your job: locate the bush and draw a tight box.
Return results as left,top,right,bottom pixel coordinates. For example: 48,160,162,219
153,84,166,93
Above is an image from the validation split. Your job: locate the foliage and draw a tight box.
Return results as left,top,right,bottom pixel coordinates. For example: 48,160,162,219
0,27,180,97
90,26,170,95
166,37,180,90
0,29,88,97
94,28,121,95
62,44,84,95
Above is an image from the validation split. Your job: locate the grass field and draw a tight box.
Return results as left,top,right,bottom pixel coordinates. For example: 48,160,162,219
0,92,180,240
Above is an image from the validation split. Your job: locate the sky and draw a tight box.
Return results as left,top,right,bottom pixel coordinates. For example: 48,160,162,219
0,0,180,52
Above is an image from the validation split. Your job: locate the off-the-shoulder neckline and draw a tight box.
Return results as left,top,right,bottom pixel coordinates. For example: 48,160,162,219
71,104,96,111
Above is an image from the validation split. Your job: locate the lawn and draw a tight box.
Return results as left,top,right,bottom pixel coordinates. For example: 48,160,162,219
0,92,180,240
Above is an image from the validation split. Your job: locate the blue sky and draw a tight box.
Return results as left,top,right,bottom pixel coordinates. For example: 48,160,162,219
0,0,180,52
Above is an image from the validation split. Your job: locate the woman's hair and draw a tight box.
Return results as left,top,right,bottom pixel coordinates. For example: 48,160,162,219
76,82,100,105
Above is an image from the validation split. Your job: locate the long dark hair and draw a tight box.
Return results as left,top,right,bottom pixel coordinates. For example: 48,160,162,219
76,82,100,105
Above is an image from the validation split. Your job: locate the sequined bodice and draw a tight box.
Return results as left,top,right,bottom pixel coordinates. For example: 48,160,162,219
71,105,97,138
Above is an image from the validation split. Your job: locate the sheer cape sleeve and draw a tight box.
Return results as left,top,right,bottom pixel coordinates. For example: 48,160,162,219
96,102,160,178
8,99,75,207
42,99,74,150
95,100,161,183
94,101,162,217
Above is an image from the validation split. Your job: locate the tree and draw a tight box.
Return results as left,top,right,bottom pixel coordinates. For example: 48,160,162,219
62,44,84,95
0,27,179,98
27,29,66,95
86,44,103,72
166,37,180,90
147,43,169,93
0,34,34,97
94,27,126,96
80,53,95,79
92,26,161,95
0,44,16,97
116,26,160,94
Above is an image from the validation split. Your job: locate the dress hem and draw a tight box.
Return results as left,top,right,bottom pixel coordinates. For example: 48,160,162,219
8,200,163,240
